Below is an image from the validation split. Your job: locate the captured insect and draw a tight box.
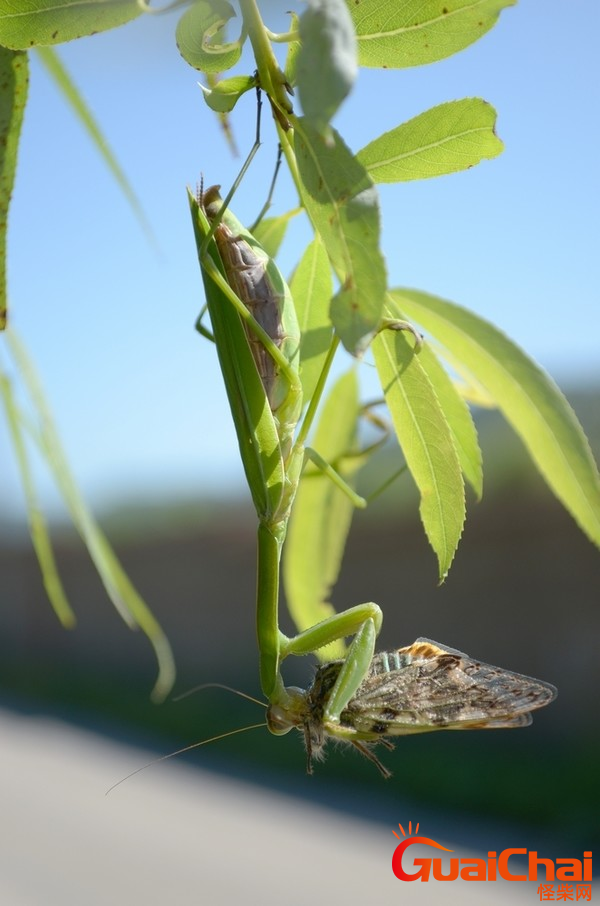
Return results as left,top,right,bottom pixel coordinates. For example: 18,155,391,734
267,637,557,779
107,635,556,791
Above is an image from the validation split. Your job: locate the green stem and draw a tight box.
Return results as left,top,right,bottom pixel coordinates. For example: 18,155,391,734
266,28,299,44
276,118,301,198
256,520,287,699
239,0,292,117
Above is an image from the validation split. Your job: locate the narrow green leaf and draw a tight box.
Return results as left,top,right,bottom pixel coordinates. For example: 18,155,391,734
412,336,483,497
348,0,516,69
297,0,357,133
394,288,600,548
251,208,298,260
0,47,27,330
284,369,361,660
6,329,176,700
289,234,333,403
202,70,238,156
176,0,243,74
37,47,153,243
0,372,76,628
294,117,386,354
0,0,140,49
373,324,465,579
199,73,256,113
358,98,503,184
453,371,496,408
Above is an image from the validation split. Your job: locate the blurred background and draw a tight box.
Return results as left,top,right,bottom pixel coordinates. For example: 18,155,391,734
0,1,598,901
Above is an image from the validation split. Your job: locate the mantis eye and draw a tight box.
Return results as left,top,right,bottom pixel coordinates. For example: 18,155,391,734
266,687,306,736
266,704,294,736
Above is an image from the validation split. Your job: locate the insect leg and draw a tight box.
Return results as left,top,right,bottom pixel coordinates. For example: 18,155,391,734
303,446,367,508
194,303,214,342
249,143,283,232
201,81,263,253
350,741,393,779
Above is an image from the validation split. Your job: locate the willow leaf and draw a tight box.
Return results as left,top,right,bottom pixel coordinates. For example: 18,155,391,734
295,117,386,354
0,47,28,329
297,0,357,133
0,0,140,49
252,208,298,260
373,325,465,579
415,339,483,498
289,233,333,403
358,98,503,184
394,288,600,548
347,0,516,69
6,329,175,700
284,370,361,660
0,372,76,628
176,0,243,74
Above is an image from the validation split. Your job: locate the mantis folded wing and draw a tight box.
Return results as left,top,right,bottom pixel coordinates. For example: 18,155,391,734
189,185,303,527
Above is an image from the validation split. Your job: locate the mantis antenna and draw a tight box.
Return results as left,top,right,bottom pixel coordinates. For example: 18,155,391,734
106,721,267,796
106,684,268,794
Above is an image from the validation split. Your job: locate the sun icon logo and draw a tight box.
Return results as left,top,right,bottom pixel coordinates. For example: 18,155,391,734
391,822,454,881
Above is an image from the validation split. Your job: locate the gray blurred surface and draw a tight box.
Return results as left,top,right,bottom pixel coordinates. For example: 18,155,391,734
0,708,546,906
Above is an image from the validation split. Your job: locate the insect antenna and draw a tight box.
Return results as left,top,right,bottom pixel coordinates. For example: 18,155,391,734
173,682,265,709
105,721,267,796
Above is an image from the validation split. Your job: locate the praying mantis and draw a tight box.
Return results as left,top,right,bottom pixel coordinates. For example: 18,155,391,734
187,136,556,777
188,171,387,769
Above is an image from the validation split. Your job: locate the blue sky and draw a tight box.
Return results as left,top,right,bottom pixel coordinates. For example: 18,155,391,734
1,1,599,521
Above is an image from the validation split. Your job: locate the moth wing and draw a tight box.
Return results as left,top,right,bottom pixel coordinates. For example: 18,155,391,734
342,643,556,737
413,637,470,658
449,713,533,730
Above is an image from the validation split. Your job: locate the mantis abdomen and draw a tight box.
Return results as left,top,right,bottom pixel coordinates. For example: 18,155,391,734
202,185,298,416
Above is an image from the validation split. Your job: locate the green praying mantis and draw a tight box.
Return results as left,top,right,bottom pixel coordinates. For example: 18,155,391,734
188,172,389,771
187,149,556,778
